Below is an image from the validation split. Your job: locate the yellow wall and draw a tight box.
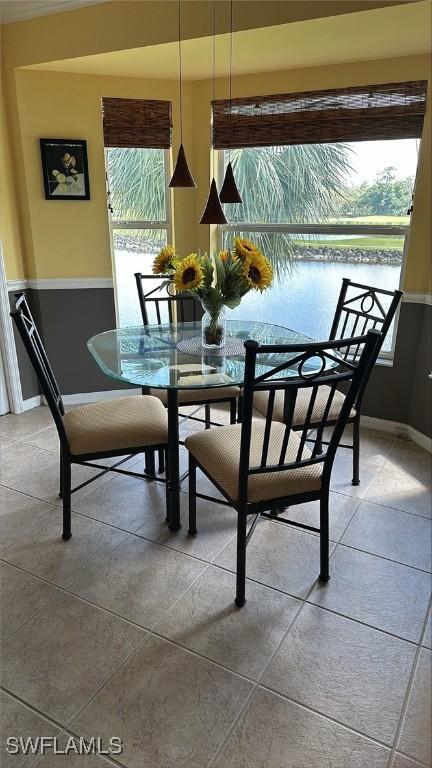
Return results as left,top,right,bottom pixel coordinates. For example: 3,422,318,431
11,69,195,278
6,55,431,289
1,0,430,291
192,54,432,292
2,1,398,69
0,81,26,279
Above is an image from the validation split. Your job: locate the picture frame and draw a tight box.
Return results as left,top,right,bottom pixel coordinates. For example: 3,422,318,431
40,138,90,200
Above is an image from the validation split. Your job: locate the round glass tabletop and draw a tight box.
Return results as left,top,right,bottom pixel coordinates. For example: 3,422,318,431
87,320,321,390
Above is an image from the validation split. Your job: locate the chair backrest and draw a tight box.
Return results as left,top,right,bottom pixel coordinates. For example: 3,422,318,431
10,293,68,447
329,278,403,366
134,273,201,326
239,330,381,507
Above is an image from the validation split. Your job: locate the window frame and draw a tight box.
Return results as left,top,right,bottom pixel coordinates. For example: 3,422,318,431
217,149,410,361
105,147,173,327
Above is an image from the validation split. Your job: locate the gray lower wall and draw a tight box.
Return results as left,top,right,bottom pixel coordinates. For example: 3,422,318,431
362,301,432,437
9,287,431,437
9,291,40,401
9,287,132,399
408,303,432,437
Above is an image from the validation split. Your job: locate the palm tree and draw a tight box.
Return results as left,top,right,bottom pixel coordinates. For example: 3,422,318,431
106,143,352,278
224,144,352,278
106,147,166,221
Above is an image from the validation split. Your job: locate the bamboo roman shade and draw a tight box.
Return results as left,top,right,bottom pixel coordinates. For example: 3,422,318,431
212,81,428,148
102,97,172,149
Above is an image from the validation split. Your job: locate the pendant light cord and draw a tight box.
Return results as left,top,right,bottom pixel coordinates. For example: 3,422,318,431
211,0,216,181
228,0,233,163
178,0,183,144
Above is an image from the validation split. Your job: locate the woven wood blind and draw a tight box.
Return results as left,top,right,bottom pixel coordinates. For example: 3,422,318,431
102,97,172,149
212,81,428,148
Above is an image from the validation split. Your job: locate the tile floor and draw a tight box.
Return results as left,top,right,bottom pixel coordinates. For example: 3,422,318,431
0,404,431,768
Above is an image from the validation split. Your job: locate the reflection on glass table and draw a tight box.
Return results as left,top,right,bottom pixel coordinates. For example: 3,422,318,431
87,319,340,534
87,320,327,391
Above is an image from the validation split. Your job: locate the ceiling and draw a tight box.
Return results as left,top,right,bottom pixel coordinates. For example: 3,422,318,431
27,1,431,80
0,0,106,24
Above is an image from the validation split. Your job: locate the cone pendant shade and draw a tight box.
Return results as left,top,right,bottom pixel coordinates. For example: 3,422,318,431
220,161,242,203
199,178,227,224
169,144,196,188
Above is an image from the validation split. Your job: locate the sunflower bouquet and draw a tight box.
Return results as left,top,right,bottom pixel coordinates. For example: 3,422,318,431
152,238,273,347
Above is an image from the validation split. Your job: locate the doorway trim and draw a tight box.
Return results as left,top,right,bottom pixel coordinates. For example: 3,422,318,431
0,241,24,413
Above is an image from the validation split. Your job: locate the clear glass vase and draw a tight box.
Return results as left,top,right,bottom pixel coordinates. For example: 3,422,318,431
201,306,226,349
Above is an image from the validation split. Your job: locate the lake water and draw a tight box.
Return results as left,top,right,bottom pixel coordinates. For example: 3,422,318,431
115,251,400,347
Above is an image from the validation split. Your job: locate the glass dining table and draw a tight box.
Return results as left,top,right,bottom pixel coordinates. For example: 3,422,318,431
87,319,316,531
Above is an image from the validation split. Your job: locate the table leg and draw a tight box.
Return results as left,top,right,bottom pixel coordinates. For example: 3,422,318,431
167,388,181,531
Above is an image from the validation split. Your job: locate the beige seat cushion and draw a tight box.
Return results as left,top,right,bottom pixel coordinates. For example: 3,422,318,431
63,396,168,456
185,421,322,504
254,386,356,427
151,386,240,405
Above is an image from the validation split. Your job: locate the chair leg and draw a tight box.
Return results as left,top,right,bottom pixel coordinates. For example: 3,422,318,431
237,395,243,423
319,494,330,582
230,398,237,424
204,403,211,429
62,459,72,541
352,416,360,486
235,511,247,607
158,449,165,474
59,451,64,499
144,449,156,477
165,449,170,524
188,454,197,535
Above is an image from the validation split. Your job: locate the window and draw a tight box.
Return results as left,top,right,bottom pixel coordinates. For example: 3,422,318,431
106,147,172,327
218,138,419,354
102,96,172,328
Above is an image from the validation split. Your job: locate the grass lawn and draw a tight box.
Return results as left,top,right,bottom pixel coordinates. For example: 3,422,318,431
327,215,410,226
294,236,404,250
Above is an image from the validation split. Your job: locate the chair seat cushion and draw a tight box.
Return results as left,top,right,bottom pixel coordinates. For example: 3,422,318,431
254,386,356,427
185,422,322,504
151,386,240,405
63,396,168,456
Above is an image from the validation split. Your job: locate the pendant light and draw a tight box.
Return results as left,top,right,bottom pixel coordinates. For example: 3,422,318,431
169,0,196,187
200,0,227,224
220,0,242,204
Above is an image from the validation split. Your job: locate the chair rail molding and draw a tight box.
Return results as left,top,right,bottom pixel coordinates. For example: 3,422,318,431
0,245,25,413
402,292,432,305
7,277,114,291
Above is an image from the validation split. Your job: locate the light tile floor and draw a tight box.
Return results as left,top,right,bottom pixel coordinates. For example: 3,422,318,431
0,405,431,768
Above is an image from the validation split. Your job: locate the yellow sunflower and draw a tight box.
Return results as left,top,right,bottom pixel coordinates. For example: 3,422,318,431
173,254,204,293
234,237,259,260
218,250,230,262
152,245,176,275
244,250,273,292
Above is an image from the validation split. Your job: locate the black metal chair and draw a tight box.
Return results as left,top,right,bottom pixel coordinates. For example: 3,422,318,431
254,279,403,485
186,330,381,607
11,293,169,541
135,273,240,472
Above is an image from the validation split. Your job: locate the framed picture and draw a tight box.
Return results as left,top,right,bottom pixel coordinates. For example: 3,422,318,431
40,138,90,200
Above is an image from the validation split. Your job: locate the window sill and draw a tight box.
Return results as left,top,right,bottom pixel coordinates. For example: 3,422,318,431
376,356,394,368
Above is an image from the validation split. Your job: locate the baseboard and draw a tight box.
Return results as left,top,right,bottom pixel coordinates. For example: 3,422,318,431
361,416,432,452
61,388,140,405
406,425,432,453
22,395,42,411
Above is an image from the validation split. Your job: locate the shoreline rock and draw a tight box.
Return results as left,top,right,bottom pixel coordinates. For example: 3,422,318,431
113,234,403,266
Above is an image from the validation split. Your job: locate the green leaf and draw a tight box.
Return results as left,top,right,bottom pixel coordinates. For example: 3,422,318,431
224,296,242,309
